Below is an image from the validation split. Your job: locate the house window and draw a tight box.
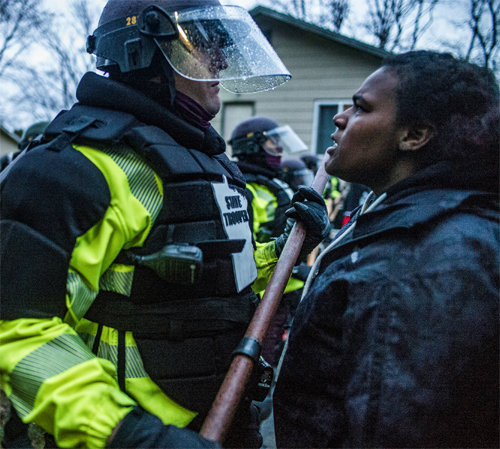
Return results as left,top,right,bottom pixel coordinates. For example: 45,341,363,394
312,101,352,155
221,102,255,144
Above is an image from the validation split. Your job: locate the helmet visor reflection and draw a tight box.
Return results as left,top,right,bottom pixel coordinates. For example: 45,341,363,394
262,125,308,156
288,168,315,190
155,6,291,93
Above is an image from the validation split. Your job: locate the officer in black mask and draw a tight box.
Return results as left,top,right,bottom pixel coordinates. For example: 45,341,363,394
229,117,320,367
229,116,310,245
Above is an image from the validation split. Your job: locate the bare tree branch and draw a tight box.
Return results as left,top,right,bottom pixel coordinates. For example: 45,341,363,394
465,0,499,67
364,0,395,49
363,0,439,50
319,0,350,32
409,0,439,49
293,0,307,20
0,0,49,78
1,0,100,129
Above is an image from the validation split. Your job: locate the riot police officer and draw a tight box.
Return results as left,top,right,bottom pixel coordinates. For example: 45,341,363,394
281,158,314,192
229,117,318,367
0,1,329,448
0,121,49,172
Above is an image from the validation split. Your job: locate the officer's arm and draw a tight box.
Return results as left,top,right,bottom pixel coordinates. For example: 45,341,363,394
252,240,279,293
0,144,154,447
246,183,279,292
0,318,137,447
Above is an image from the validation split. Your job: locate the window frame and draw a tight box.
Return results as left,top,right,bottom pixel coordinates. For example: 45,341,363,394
220,101,255,144
311,100,352,155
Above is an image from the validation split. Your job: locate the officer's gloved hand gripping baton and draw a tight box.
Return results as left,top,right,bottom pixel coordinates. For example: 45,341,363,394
200,156,331,444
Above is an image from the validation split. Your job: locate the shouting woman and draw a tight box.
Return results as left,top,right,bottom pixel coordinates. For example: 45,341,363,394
273,51,499,448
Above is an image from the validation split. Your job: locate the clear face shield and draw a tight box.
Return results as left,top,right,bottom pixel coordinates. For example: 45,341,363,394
287,167,315,190
261,125,308,156
154,6,291,93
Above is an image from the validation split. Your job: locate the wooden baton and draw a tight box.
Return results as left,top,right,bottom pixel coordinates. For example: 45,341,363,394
200,156,331,444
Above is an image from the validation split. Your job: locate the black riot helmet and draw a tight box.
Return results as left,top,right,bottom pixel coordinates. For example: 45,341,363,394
300,154,321,175
18,121,49,150
281,158,314,191
229,116,307,159
87,0,291,94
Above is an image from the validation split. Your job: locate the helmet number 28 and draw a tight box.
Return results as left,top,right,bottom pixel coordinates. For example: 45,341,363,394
126,16,137,26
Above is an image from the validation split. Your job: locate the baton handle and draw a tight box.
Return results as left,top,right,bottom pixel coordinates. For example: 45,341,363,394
200,157,330,443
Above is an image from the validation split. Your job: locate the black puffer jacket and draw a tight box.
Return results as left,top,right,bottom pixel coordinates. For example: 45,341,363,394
274,161,499,448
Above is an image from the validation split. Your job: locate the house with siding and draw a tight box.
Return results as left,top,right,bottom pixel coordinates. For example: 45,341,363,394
0,125,19,156
213,6,389,158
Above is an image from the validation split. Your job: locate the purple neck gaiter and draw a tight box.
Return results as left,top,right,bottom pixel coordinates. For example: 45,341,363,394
265,153,282,168
174,91,215,130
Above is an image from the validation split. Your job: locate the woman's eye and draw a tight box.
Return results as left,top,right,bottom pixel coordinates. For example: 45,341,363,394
354,102,366,113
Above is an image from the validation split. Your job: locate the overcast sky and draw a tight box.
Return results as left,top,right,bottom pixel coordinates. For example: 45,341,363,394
0,0,479,132
42,0,470,52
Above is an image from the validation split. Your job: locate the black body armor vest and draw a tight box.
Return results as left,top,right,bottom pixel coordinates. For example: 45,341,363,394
44,102,259,425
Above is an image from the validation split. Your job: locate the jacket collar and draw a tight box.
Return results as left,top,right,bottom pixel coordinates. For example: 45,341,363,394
76,72,226,155
352,161,498,239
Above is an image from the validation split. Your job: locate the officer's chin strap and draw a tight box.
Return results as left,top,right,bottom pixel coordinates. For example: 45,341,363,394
108,52,177,111
159,56,177,111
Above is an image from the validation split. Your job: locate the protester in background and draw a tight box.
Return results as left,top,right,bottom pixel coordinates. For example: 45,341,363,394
274,50,499,448
301,153,340,203
281,157,328,266
301,153,371,230
0,1,330,448
300,153,338,203
299,153,320,175
334,181,371,228
0,121,49,171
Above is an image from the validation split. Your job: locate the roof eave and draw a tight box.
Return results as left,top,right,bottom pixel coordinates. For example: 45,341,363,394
0,124,20,144
250,6,390,60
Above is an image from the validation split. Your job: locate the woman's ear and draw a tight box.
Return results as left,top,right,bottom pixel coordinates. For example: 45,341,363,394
398,126,434,151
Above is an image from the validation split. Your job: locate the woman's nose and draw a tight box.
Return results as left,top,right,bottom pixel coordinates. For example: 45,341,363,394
333,113,346,130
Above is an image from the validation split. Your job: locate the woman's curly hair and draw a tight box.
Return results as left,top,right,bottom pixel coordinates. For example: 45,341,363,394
382,51,499,168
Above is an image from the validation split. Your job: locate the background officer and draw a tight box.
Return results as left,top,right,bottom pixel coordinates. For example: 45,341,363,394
229,116,314,368
0,1,329,448
0,121,49,172
281,157,314,192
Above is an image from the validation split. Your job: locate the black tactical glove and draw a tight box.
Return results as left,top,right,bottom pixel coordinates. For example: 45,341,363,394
108,407,220,448
274,186,330,259
224,398,263,449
